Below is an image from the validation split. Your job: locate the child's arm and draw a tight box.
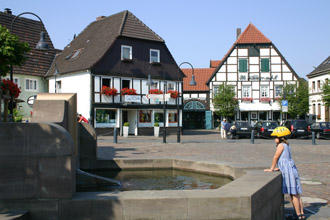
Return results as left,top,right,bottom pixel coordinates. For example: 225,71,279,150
264,144,284,172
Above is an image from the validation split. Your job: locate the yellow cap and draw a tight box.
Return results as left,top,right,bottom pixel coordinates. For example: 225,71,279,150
271,126,291,137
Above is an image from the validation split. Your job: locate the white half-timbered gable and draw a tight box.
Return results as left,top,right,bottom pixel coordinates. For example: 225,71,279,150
207,23,299,123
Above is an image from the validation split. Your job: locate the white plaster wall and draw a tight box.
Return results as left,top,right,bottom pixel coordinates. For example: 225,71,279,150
271,57,281,64
260,48,270,56
227,57,237,64
227,65,237,72
219,65,226,72
272,65,281,72
250,65,259,72
216,73,226,81
249,57,259,64
133,79,140,93
271,49,278,56
238,49,248,56
228,73,237,81
283,73,293,81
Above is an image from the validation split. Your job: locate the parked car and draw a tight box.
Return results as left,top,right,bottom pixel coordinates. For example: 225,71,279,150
310,122,330,139
283,120,311,138
228,121,253,139
255,121,279,138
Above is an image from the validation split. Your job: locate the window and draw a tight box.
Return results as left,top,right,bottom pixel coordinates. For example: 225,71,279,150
25,79,37,91
275,85,282,97
95,109,116,127
55,81,62,92
168,113,177,123
261,58,270,72
150,49,160,63
239,59,248,72
121,45,132,60
139,110,152,123
242,86,251,98
317,80,321,90
213,86,219,97
154,112,164,123
13,78,20,88
122,79,130,89
313,104,316,115
312,81,315,91
167,82,175,91
318,103,321,116
151,82,158,90
248,47,260,57
102,78,111,87
260,85,269,97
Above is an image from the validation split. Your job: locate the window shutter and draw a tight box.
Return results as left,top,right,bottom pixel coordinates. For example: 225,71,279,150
239,59,247,72
261,59,269,72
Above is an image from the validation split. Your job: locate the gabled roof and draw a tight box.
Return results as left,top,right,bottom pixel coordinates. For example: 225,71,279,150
182,68,214,92
207,23,298,84
210,60,221,68
307,56,330,78
47,10,164,76
0,11,57,77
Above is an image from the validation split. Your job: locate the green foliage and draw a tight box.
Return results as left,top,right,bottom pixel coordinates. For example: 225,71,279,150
322,81,330,107
154,122,159,127
213,84,238,118
123,122,129,127
280,79,309,119
12,108,23,122
0,25,30,77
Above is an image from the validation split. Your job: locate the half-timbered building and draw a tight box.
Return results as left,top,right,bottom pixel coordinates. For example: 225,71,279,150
46,10,184,135
207,23,299,124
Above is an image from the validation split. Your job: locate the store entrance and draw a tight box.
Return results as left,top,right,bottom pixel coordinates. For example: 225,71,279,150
183,111,205,129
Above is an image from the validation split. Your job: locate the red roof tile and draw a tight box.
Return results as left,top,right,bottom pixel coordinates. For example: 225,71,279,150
210,60,221,68
182,68,215,91
235,23,271,44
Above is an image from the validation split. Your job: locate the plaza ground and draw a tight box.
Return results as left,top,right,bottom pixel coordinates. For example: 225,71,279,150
97,129,330,219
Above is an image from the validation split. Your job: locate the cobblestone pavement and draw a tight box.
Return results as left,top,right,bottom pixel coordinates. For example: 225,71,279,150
97,130,330,219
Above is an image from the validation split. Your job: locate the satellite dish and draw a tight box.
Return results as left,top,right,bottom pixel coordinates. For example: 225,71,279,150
27,95,37,107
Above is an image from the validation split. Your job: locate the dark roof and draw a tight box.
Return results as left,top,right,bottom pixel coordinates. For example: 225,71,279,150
182,68,214,92
0,11,57,77
47,10,165,77
206,23,298,84
307,56,330,78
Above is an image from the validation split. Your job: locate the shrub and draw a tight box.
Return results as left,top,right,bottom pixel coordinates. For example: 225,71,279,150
123,122,129,127
154,122,159,127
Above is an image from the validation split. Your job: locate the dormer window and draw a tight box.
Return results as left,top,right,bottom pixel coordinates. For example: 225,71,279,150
121,45,132,60
150,49,160,63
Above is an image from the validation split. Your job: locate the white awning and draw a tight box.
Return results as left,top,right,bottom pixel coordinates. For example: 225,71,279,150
239,102,281,111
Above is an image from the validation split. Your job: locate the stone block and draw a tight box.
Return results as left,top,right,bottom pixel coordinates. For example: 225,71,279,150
79,122,97,162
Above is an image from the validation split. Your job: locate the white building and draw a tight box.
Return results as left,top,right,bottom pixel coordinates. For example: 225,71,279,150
207,24,299,123
307,56,330,122
46,11,185,135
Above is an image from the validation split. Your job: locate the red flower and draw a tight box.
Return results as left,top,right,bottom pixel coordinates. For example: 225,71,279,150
0,79,21,98
260,98,271,102
121,88,137,95
167,90,179,98
241,97,253,102
149,89,163,94
101,86,118,96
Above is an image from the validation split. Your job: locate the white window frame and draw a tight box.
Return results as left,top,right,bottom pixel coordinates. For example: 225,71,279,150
260,85,269,98
242,85,251,98
150,49,160,63
274,85,282,97
55,80,62,92
121,45,132,60
13,77,20,88
25,78,38,91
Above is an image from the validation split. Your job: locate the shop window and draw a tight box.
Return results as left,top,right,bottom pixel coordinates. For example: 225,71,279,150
168,113,178,123
241,112,249,121
259,112,267,120
139,110,152,123
154,112,164,123
273,112,281,121
95,109,116,126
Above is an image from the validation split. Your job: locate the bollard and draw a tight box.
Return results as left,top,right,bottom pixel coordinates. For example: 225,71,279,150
250,130,255,144
113,127,117,144
312,131,316,145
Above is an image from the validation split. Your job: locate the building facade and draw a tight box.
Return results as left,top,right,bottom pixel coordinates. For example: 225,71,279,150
47,11,184,135
207,24,299,124
307,56,330,122
0,8,57,119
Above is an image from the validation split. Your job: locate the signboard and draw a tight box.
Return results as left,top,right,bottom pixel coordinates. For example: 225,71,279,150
27,95,37,107
146,94,171,102
281,100,288,112
124,95,141,103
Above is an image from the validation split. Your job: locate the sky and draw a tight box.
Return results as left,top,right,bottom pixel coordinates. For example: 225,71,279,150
2,0,330,78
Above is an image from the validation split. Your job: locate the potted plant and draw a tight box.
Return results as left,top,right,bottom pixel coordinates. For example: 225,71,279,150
149,89,163,94
167,90,179,98
121,88,137,95
123,122,129,137
154,122,160,137
101,86,118,96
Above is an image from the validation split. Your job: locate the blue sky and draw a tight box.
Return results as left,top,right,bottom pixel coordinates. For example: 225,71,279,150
2,0,330,78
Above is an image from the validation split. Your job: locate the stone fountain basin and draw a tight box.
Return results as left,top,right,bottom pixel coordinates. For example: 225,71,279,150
66,158,283,220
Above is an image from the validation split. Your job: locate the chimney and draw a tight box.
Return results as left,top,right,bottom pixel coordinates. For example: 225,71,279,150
96,16,106,21
236,28,241,39
4,8,12,14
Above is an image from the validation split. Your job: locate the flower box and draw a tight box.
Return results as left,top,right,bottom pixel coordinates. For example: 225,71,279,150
167,90,179,98
101,86,117,96
260,98,271,102
241,97,253,102
149,89,163,94
121,88,137,95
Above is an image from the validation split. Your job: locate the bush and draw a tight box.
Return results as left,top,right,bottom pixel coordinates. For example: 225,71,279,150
123,122,129,127
154,122,159,127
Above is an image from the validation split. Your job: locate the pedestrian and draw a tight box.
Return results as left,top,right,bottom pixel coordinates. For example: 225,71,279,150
264,126,305,219
77,113,89,123
221,119,227,139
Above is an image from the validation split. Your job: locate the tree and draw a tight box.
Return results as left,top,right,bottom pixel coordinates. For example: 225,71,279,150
322,80,330,107
281,79,309,119
0,25,30,121
213,84,239,119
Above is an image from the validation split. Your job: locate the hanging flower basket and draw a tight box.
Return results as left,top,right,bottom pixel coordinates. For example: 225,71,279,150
149,89,163,94
1,79,21,99
121,88,137,95
167,90,179,98
260,98,271,102
101,86,118,96
241,97,253,102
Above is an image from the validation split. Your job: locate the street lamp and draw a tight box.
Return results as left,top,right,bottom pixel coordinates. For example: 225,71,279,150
178,62,196,143
9,12,49,115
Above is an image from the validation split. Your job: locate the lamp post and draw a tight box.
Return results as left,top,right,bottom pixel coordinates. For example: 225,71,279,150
9,12,49,115
178,62,196,143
